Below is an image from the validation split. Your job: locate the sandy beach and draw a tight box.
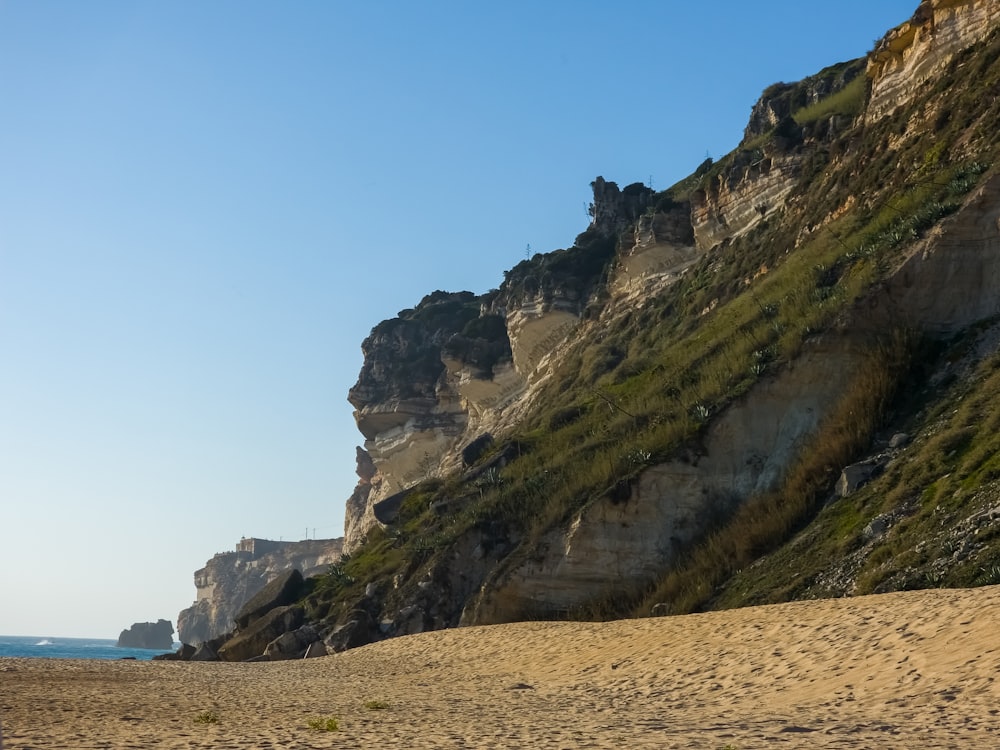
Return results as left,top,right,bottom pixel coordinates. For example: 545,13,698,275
2,586,998,749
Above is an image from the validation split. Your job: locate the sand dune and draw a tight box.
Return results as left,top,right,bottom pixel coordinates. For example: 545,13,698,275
2,586,999,748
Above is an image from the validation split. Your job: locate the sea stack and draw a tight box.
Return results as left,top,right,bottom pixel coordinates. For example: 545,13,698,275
117,619,174,649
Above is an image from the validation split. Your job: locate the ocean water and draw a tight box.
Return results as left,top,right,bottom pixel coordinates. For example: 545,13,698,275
0,635,176,660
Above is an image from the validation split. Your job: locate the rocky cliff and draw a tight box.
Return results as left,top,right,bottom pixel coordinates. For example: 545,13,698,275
150,0,1000,664
466,162,1000,622
176,537,342,644
867,0,1000,122
343,212,623,551
340,57,875,554
309,0,1000,656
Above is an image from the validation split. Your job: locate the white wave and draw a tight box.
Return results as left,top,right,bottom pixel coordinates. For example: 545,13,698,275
35,639,53,646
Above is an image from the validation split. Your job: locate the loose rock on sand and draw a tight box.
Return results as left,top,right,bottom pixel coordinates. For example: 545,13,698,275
2,586,999,748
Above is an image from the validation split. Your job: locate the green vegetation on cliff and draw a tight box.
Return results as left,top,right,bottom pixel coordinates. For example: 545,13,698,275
308,20,1000,637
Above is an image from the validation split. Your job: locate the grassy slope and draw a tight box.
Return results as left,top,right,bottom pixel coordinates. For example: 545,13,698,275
631,28,1000,616
713,323,1000,607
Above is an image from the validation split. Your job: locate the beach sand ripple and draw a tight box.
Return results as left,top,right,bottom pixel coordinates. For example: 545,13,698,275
2,586,999,748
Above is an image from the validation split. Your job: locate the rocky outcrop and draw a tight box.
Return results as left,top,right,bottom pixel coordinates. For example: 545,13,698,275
343,447,378,547
163,572,315,662
176,537,342,644
216,605,305,662
867,0,1000,122
743,59,866,142
611,201,699,304
117,619,174,650
691,150,803,249
348,292,487,439
234,569,305,629
691,56,870,252
264,624,321,660
343,292,507,549
588,177,655,237
323,615,374,653
495,227,614,377
683,52,873,254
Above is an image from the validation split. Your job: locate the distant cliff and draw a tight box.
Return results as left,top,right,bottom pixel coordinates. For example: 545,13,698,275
176,537,343,644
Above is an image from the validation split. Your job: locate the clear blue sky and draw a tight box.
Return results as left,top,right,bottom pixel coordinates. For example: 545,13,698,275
0,1,917,639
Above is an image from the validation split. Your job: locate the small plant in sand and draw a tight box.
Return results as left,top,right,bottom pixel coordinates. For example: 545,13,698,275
193,710,219,725
306,716,340,732
363,699,390,710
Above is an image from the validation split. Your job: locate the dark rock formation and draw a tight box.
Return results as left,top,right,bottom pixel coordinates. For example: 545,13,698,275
191,640,222,662
323,619,370,653
217,605,305,662
152,643,196,661
349,291,485,427
263,624,320,661
303,641,328,658
461,433,494,467
235,569,304,629
372,489,409,525
494,227,617,316
588,176,655,237
344,291,518,548
117,619,174,650
162,568,312,663
342,209,628,550
441,313,512,377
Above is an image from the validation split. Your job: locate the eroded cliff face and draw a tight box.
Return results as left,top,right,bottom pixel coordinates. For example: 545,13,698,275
345,293,511,548
462,335,869,623
341,0,996,551
463,161,1000,623
691,150,804,249
867,0,1000,122
690,60,867,251
343,183,642,551
875,173,1000,333
177,537,342,644
743,60,865,142
343,66,875,555
691,0,1000,252
336,0,1000,634
612,202,699,304
344,303,559,550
